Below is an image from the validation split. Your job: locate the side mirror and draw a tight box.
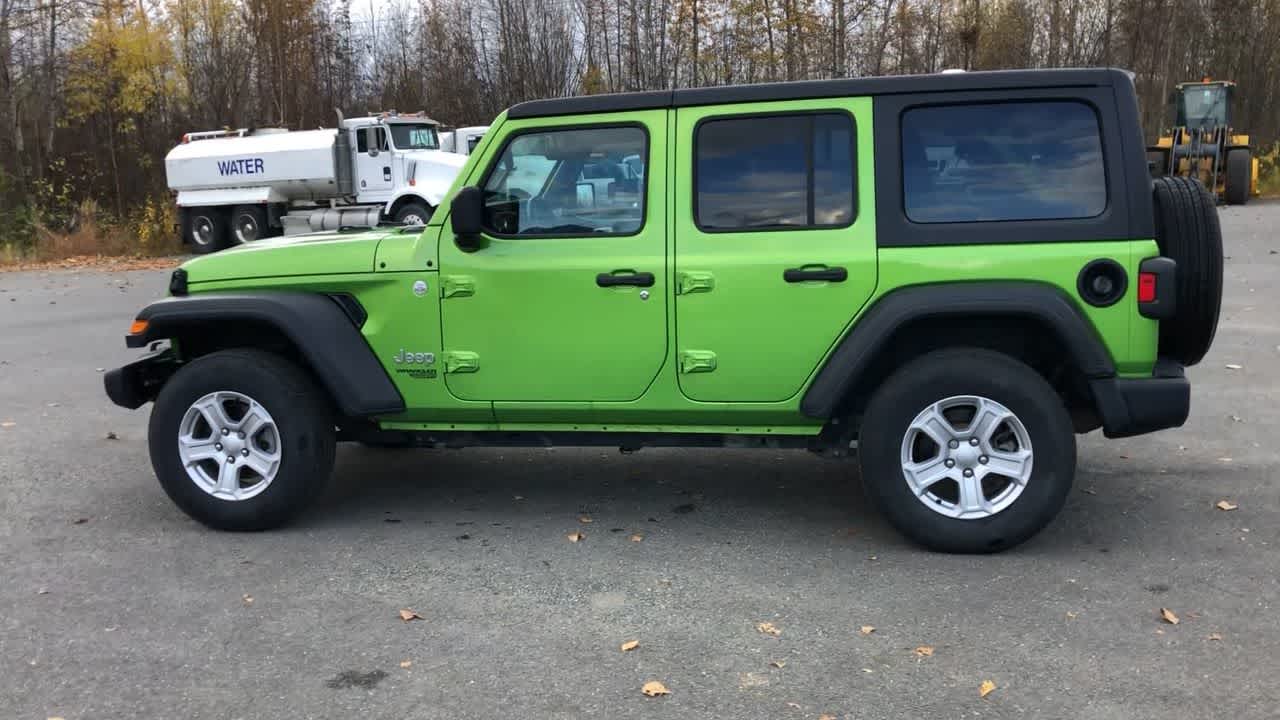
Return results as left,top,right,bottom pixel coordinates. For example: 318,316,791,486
451,185,484,252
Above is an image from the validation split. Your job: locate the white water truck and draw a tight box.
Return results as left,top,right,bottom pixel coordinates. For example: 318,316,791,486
164,111,468,253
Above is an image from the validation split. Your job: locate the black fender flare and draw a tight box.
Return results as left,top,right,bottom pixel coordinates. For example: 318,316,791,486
799,282,1117,420
125,292,405,417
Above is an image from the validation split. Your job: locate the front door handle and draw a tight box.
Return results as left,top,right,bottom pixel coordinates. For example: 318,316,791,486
784,266,848,283
597,271,655,288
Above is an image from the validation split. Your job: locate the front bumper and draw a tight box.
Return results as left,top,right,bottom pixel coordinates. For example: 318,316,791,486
1090,358,1190,439
104,349,180,409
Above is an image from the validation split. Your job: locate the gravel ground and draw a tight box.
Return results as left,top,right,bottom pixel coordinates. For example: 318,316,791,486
2,204,1278,719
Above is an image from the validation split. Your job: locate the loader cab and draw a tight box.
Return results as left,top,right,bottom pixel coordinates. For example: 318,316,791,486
1174,81,1233,130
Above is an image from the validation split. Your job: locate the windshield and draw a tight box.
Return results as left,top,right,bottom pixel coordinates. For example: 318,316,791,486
388,123,440,150
1177,85,1228,129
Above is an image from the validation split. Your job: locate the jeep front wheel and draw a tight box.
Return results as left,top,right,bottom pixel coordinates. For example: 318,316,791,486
148,349,336,531
858,348,1075,553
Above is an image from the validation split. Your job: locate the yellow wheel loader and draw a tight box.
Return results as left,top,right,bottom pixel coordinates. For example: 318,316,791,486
1147,79,1258,204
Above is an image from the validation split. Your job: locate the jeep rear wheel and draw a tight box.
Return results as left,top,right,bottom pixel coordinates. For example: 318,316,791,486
858,348,1075,553
148,349,335,531
1151,176,1224,366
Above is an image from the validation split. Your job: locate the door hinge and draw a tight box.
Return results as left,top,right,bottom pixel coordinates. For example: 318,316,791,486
678,350,718,374
676,271,715,295
441,275,475,298
443,351,480,374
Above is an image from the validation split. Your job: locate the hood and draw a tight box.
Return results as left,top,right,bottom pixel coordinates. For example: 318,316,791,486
181,228,399,286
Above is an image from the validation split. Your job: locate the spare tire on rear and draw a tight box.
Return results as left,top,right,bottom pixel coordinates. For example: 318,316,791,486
1151,176,1223,366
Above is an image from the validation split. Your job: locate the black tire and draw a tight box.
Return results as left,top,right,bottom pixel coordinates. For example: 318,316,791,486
185,208,229,254
1224,148,1251,205
1151,176,1224,366
858,348,1076,554
230,205,272,244
393,201,433,226
148,349,336,531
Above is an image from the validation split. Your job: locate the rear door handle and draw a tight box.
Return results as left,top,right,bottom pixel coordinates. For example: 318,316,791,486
784,266,848,283
597,271,655,288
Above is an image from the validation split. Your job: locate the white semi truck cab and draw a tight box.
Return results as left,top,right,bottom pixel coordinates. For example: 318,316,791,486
164,112,468,253
439,126,489,155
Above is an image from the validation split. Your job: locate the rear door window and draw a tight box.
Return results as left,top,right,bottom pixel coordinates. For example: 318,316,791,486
695,113,855,230
901,101,1106,223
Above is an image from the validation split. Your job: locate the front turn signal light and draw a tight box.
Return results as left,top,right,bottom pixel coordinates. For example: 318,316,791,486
129,319,149,335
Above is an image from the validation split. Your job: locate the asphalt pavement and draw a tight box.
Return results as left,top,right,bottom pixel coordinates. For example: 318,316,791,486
2,205,1278,719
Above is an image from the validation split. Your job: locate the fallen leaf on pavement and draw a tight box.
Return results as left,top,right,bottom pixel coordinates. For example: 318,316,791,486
1066,611,1078,619
242,594,253,605
859,625,875,635
756,622,781,636
1215,500,1238,511
566,531,585,543
980,680,997,698
1160,608,1180,625
620,640,639,652
1207,633,1223,641
105,431,118,440
770,660,786,668
641,680,670,697
578,515,593,524
399,609,423,622
629,533,644,542
72,518,88,525
786,702,802,710
819,714,836,720
914,646,934,657
1225,363,1242,370
400,660,412,668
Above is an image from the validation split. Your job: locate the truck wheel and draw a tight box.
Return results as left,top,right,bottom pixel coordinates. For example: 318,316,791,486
393,201,433,226
1152,176,1223,366
1224,149,1251,205
148,349,336,531
231,205,272,244
185,208,228,254
858,348,1075,554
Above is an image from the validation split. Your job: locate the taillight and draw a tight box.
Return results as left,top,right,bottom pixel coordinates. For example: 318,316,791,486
1137,257,1176,320
1137,272,1157,303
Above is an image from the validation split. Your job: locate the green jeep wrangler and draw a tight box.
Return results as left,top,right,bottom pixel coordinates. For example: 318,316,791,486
106,68,1223,552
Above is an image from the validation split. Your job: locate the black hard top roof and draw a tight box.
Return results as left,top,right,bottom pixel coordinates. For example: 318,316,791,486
508,68,1131,120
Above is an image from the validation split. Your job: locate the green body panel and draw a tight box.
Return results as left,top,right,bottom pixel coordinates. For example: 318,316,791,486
874,239,1159,376
672,98,878,402
168,101,1162,436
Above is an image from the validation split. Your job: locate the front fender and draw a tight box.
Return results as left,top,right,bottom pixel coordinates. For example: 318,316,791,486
120,292,404,417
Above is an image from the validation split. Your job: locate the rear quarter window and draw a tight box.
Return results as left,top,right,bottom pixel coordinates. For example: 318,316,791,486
901,101,1106,223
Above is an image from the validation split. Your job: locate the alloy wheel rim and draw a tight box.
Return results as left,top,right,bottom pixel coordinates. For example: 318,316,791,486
899,395,1034,520
177,391,282,501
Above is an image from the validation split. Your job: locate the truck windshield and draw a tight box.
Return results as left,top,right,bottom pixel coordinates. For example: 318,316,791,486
388,124,440,150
